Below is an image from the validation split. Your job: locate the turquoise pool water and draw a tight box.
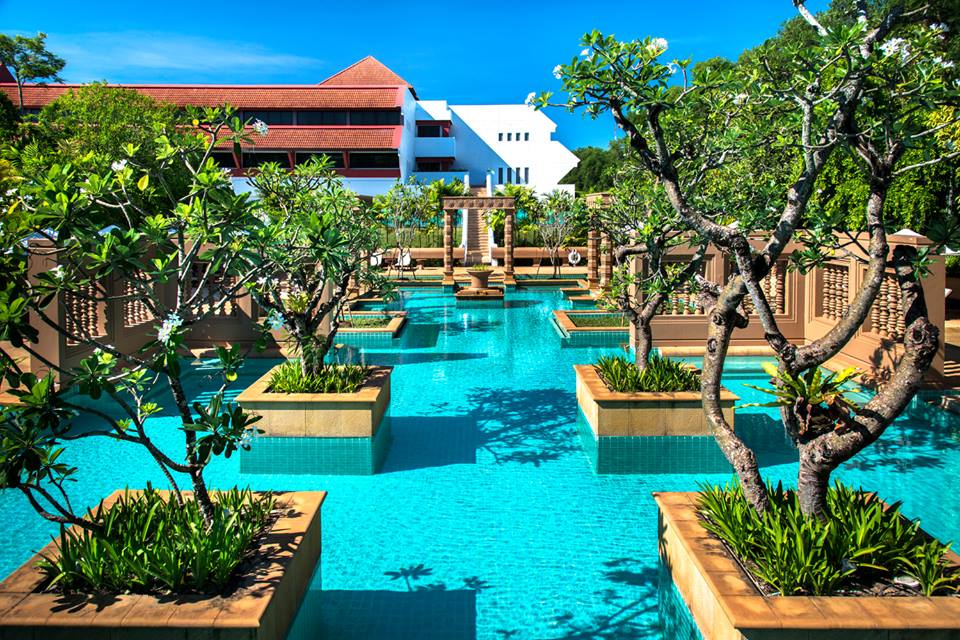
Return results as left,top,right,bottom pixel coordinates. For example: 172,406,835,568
2,288,959,639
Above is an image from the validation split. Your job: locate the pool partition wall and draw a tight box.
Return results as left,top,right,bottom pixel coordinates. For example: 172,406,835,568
235,365,392,475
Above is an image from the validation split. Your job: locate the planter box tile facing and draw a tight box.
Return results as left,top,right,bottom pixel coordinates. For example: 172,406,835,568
0,490,325,640
236,365,391,438
236,366,392,475
575,365,736,437
656,492,960,640
575,365,737,474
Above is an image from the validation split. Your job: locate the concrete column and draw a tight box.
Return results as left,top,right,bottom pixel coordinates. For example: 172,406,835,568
600,232,613,288
503,208,516,286
443,207,454,285
587,229,600,289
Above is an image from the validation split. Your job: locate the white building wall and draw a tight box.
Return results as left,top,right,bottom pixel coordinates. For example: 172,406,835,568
398,88,418,181
444,104,578,194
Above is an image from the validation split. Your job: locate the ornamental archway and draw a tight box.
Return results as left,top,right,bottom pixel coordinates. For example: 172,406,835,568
441,196,517,286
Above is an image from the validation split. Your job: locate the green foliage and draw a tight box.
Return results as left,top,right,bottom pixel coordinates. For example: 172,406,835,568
594,354,700,392
697,482,960,596
37,488,275,594
267,360,371,394
0,32,65,110
249,156,388,373
567,313,627,327
560,139,629,193
742,362,861,437
343,315,392,328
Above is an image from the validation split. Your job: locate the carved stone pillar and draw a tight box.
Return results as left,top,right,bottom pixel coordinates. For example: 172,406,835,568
503,207,516,286
443,207,454,285
600,232,613,288
587,229,599,289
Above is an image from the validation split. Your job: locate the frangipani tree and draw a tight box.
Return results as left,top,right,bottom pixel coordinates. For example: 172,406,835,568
590,169,708,368
247,158,388,376
0,106,266,527
537,0,959,517
531,189,584,277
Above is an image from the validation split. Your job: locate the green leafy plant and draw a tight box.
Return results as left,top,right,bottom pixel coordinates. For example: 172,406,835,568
594,354,700,393
568,313,628,328
742,362,861,437
37,488,275,594
267,360,371,394
342,315,392,329
697,482,960,596
467,264,491,272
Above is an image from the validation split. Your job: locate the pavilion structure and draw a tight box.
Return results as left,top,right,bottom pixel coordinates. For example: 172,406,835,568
441,196,517,287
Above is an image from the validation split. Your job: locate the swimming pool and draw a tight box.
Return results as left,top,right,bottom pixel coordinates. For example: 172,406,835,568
1,288,958,639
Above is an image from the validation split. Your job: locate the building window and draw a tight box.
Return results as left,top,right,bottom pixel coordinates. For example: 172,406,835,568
211,151,237,168
241,152,291,168
515,132,520,140
507,167,513,184
507,133,512,141
296,111,348,125
349,110,402,125
498,133,503,141
516,167,522,183
295,151,345,168
417,124,444,137
524,132,529,141
417,160,446,172
241,111,294,126
349,152,400,169
498,167,503,183
524,167,530,183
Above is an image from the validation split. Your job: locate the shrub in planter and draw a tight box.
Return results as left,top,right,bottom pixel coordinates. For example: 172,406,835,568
697,481,960,597
39,488,275,594
594,354,700,393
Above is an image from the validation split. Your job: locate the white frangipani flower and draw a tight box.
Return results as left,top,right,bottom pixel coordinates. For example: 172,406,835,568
552,64,563,79
732,93,749,105
157,313,183,345
646,37,668,55
525,92,537,106
111,159,127,172
667,62,679,75
580,48,591,57
880,37,911,61
251,119,269,136
49,265,65,280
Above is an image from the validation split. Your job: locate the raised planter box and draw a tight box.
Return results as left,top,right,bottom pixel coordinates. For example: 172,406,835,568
0,490,325,640
656,492,960,640
574,364,736,437
236,365,391,438
338,311,407,338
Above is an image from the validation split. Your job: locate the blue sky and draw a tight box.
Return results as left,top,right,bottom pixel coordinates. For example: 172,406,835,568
0,0,829,149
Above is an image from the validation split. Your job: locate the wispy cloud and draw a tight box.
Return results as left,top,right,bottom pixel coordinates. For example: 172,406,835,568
45,31,324,82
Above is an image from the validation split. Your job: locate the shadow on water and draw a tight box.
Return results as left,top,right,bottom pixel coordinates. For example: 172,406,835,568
464,387,581,467
543,559,660,640
502,299,543,309
287,564,488,640
380,416,478,473
841,415,960,472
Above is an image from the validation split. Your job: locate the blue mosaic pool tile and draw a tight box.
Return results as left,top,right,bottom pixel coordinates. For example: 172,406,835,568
240,421,392,475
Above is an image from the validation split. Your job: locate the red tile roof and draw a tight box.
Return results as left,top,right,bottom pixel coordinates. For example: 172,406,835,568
217,126,402,150
318,56,416,98
0,84,405,110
